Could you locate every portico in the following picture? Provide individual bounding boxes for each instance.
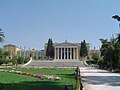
[54,41,80,60]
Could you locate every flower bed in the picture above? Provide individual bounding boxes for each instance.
[0,69,61,80]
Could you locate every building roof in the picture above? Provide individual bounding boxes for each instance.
[3,44,20,48]
[54,41,80,46]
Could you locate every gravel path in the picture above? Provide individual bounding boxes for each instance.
[80,67,120,90]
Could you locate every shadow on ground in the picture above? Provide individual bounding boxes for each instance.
[0,81,64,90]
[82,76,120,86]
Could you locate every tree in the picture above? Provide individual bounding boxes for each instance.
[116,33,120,43]
[98,15,120,70]
[0,28,5,43]
[100,36,120,70]
[80,40,88,58]
[46,38,51,58]
[91,52,99,63]
[0,48,10,65]
[112,15,120,21]
[49,39,54,59]
[46,38,54,59]
[112,15,120,29]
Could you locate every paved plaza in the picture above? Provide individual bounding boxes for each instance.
[80,67,120,90]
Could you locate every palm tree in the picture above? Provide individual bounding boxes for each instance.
[112,15,120,21]
[112,15,120,29]
[116,33,120,43]
[112,15,120,43]
[0,28,5,43]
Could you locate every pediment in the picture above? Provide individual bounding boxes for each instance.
[54,41,80,46]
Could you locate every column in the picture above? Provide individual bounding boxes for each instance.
[61,48,62,59]
[58,48,59,59]
[67,48,69,59]
[75,48,77,59]
[56,48,58,59]
[77,47,78,59]
[55,48,56,59]
[70,48,72,59]
[68,48,70,59]
[73,48,75,59]
[64,48,65,59]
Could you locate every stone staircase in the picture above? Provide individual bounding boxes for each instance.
[26,60,85,68]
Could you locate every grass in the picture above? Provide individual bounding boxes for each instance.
[0,67,76,90]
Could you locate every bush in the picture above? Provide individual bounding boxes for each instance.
[4,59,10,64]
[17,56,24,64]
[24,57,30,63]
[97,58,104,69]
[91,53,100,63]
[0,59,4,65]
[11,58,17,65]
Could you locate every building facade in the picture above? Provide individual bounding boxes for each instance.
[17,49,45,60]
[29,49,45,60]
[45,41,90,60]
[3,44,20,58]
[54,41,80,60]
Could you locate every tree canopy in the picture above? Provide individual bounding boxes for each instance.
[46,38,54,59]
[0,28,5,43]
[100,36,120,70]
[112,15,120,21]
[80,40,88,58]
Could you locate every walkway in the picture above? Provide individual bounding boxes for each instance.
[80,67,120,90]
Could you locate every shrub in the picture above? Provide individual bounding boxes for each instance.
[91,53,100,63]
[0,59,4,65]
[24,57,30,63]
[97,58,104,69]
[17,56,24,64]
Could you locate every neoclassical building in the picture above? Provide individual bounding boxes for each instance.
[45,41,89,60]
[54,41,80,60]
[3,44,20,58]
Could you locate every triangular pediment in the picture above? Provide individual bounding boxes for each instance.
[54,41,80,46]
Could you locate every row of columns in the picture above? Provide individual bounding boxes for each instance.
[54,47,78,60]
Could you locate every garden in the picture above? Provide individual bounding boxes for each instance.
[0,67,77,90]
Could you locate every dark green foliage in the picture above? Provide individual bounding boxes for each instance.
[10,56,18,65]
[46,38,51,57]
[0,49,30,65]
[0,48,10,65]
[80,40,88,57]
[0,28,5,43]
[91,53,100,63]
[0,59,4,65]
[99,35,120,70]
[24,57,30,63]
[97,58,104,68]
[46,38,54,59]
[116,34,120,43]
[112,15,120,21]
[17,56,24,64]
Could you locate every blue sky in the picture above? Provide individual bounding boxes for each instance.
[0,0,120,50]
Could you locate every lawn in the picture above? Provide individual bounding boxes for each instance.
[0,67,76,90]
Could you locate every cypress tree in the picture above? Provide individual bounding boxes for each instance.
[46,38,54,59]
[80,40,88,58]
[49,39,54,59]
[46,38,50,59]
